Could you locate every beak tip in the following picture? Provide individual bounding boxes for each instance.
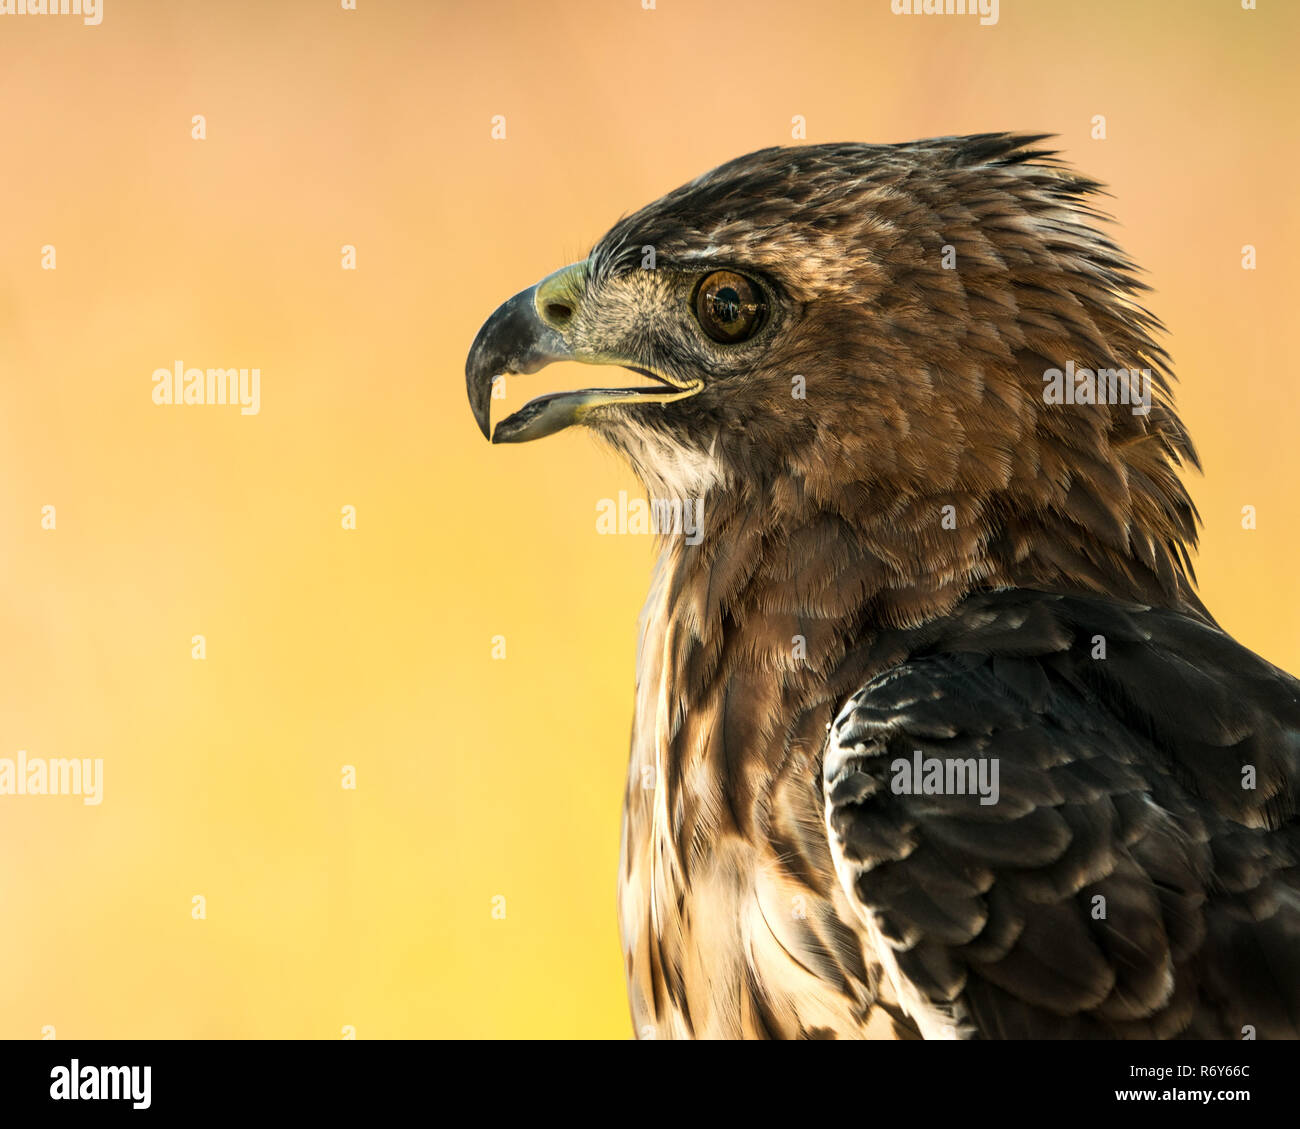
[465,351,497,442]
[466,272,583,445]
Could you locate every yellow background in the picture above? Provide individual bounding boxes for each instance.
[1,0,1296,1038]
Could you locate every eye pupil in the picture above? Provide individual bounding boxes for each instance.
[694,271,766,344]
[713,287,741,323]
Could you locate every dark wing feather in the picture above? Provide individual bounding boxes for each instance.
[823,590,1300,1039]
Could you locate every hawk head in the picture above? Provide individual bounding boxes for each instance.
[467,135,1203,617]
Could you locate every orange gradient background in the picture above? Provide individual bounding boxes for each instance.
[1,0,1296,1038]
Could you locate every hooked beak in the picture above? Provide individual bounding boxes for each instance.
[465,262,702,443]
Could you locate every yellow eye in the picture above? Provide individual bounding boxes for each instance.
[693,270,766,344]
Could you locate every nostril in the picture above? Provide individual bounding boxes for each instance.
[544,301,574,326]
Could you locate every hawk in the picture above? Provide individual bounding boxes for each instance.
[465,135,1300,1039]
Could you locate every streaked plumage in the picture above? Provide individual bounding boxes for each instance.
[466,135,1300,1038]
